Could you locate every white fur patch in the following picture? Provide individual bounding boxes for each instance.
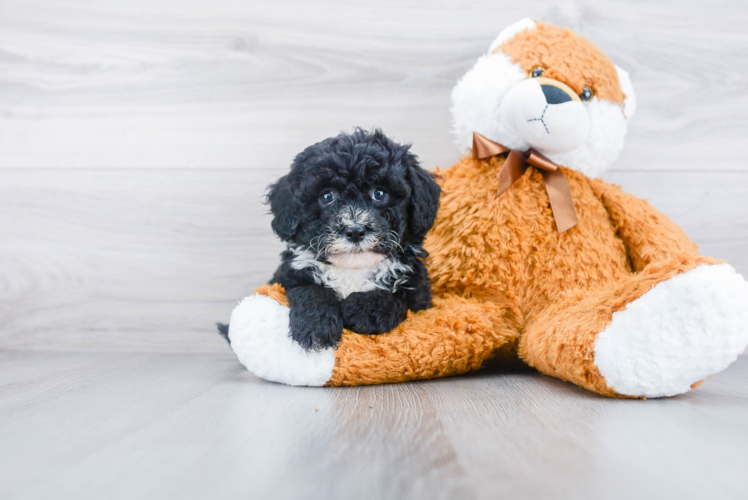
[615,64,637,120]
[500,78,590,154]
[337,206,372,227]
[451,51,528,153]
[487,18,536,54]
[594,264,748,398]
[290,247,413,299]
[328,251,386,269]
[545,98,628,178]
[228,295,335,386]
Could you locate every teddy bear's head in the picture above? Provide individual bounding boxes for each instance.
[451,19,636,177]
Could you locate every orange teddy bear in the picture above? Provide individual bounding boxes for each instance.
[227,19,748,398]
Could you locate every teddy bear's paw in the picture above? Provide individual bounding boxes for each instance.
[228,295,335,386]
[594,264,748,398]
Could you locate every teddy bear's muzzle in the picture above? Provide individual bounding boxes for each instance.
[500,77,590,155]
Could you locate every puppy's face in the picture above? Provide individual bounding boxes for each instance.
[268,129,440,269]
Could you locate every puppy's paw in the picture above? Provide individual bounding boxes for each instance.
[286,285,344,350]
[341,291,407,335]
[289,305,344,350]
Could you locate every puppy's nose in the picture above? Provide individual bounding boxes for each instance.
[541,84,572,105]
[345,225,366,243]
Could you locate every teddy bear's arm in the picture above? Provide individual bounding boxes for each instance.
[230,284,522,387]
[588,178,699,271]
[328,294,521,386]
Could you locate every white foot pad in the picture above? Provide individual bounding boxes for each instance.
[595,264,748,397]
[228,295,335,386]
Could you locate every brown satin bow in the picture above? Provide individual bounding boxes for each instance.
[472,132,579,233]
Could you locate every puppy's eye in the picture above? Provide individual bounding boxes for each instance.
[371,188,388,202]
[319,190,336,205]
[579,87,594,101]
[530,66,546,78]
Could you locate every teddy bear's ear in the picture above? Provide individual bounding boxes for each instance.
[487,18,537,54]
[615,65,637,120]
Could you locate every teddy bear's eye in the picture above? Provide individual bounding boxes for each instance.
[579,87,594,101]
[530,66,546,78]
[319,190,336,205]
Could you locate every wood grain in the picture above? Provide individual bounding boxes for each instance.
[2,351,747,499]
[1,0,747,352]
[0,169,283,352]
[1,0,748,171]
[2,3,747,497]
[0,169,745,352]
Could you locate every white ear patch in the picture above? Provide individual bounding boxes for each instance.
[615,65,636,120]
[487,18,537,54]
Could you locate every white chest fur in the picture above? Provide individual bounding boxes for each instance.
[289,247,412,299]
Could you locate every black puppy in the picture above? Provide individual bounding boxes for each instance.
[263,128,441,350]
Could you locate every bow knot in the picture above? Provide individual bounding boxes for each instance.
[472,132,579,233]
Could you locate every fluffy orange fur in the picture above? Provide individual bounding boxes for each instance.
[497,22,625,104]
[255,152,712,396]
[249,23,716,397]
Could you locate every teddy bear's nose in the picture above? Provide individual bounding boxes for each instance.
[541,84,573,105]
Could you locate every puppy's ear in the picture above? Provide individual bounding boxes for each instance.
[267,175,300,241]
[406,155,441,242]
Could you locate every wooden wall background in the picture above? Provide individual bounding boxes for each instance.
[1,0,747,353]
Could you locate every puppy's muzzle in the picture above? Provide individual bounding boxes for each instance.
[500,76,589,154]
[325,206,387,268]
[345,224,366,243]
[327,205,379,253]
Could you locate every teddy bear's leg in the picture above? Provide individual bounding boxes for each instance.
[228,284,521,386]
[520,255,748,398]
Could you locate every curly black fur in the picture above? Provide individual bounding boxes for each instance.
[262,128,441,350]
[218,129,440,350]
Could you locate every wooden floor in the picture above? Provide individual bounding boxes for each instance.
[2,0,748,353]
[2,0,748,498]
[1,351,748,500]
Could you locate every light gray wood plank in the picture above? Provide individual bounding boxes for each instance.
[0,169,283,352]
[427,360,748,500]
[1,0,747,172]
[1,351,747,500]
[3,0,747,352]
[1,169,746,352]
[605,171,748,273]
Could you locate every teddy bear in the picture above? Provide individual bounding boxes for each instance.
[226,19,748,398]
